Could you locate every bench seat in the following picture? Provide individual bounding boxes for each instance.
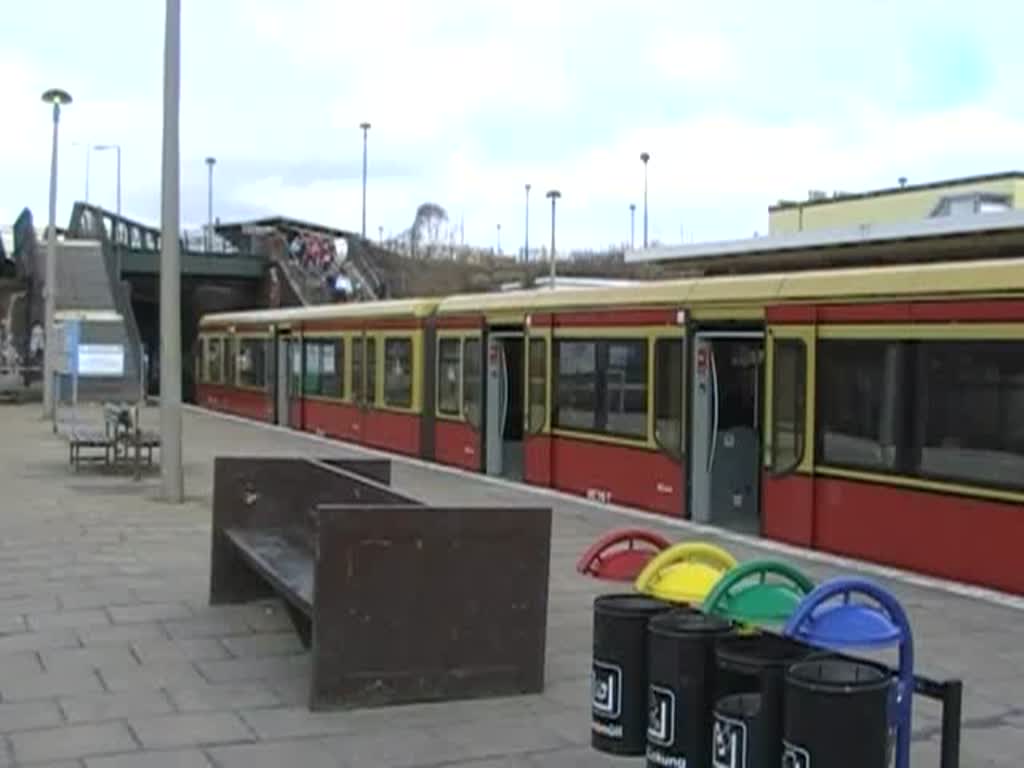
[224,527,312,616]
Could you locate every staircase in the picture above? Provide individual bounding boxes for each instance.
[61,204,144,403]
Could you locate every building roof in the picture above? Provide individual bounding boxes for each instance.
[770,170,1024,211]
[625,209,1024,272]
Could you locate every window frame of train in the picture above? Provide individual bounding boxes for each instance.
[381,332,418,412]
[814,324,1024,495]
[549,328,682,452]
[436,333,465,420]
[236,334,271,392]
[301,335,346,400]
[204,335,225,386]
[764,325,815,476]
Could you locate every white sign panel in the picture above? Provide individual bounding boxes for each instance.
[77,344,125,377]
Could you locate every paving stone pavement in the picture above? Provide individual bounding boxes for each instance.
[0,403,1020,766]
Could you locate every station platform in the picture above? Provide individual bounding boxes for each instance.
[0,402,1020,767]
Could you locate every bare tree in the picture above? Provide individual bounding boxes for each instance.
[410,202,448,259]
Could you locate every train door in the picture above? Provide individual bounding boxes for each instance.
[288,335,303,429]
[274,330,290,426]
[485,330,525,480]
[761,324,816,547]
[689,331,764,532]
[351,330,371,442]
[523,313,553,486]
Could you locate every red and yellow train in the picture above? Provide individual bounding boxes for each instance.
[197,257,1024,596]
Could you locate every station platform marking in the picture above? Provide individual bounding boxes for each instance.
[187,405,1024,613]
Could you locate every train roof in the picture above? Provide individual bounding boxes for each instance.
[199,298,439,328]
[435,256,1024,317]
[199,256,1024,329]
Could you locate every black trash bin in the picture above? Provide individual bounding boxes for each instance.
[712,634,822,768]
[783,659,891,768]
[591,594,673,755]
[712,694,770,768]
[646,609,734,768]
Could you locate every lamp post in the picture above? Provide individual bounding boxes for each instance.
[546,189,560,289]
[73,141,91,203]
[523,183,531,263]
[360,122,371,238]
[496,223,501,255]
[378,225,383,245]
[204,156,215,251]
[640,152,650,248]
[41,87,72,420]
[94,144,122,276]
[629,203,636,249]
[160,0,184,502]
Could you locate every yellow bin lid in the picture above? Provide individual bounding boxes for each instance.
[634,542,738,604]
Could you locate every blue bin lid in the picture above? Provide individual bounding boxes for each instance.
[783,577,911,651]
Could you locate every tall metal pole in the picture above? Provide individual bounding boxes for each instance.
[496,223,501,254]
[115,146,121,218]
[95,144,123,270]
[360,122,371,238]
[546,189,560,289]
[640,152,650,248]
[205,157,215,251]
[629,203,636,249]
[160,0,183,502]
[41,88,72,420]
[524,183,531,263]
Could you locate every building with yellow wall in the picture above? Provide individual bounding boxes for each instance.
[769,171,1024,235]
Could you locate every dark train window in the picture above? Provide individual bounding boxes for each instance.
[224,338,236,386]
[817,340,903,472]
[438,339,461,416]
[206,337,223,384]
[554,338,648,440]
[604,340,648,438]
[654,338,683,459]
[463,339,482,427]
[238,338,268,390]
[384,338,413,408]
[528,338,547,434]
[351,338,364,403]
[366,338,377,406]
[555,340,598,431]
[302,340,322,396]
[319,340,343,398]
[916,341,1024,490]
[771,339,805,472]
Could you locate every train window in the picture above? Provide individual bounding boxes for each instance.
[527,338,547,434]
[555,340,598,431]
[818,340,903,472]
[604,340,648,439]
[384,338,413,408]
[438,339,461,416]
[303,341,322,395]
[463,338,482,428]
[238,338,268,390]
[206,337,223,384]
[771,339,805,473]
[366,338,378,406]
[654,338,683,459]
[351,338,364,403]
[916,341,1024,490]
[225,338,238,386]
[320,340,343,398]
[289,340,302,396]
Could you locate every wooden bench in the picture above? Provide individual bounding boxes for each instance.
[63,425,114,471]
[210,456,551,710]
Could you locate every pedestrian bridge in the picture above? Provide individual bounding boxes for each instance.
[68,202,266,280]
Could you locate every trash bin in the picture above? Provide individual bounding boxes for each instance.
[646,609,734,768]
[702,559,815,629]
[712,634,823,765]
[783,659,891,768]
[712,693,770,768]
[591,593,674,755]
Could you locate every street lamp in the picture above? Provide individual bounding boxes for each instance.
[523,183,531,263]
[496,223,501,255]
[204,156,215,251]
[629,203,636,249]
[546,189,560,289]
[359,122,371,238]
[73,140,91,203]
[160,0,184,502]
[378,225,383,245]
[41,87,72,420]
[640,152,650,248]
[95,143,123,277]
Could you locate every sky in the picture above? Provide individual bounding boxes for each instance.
[3,0,1024,253]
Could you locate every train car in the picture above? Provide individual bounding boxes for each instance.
[197,257,1024,595]
[197,298,439,457]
